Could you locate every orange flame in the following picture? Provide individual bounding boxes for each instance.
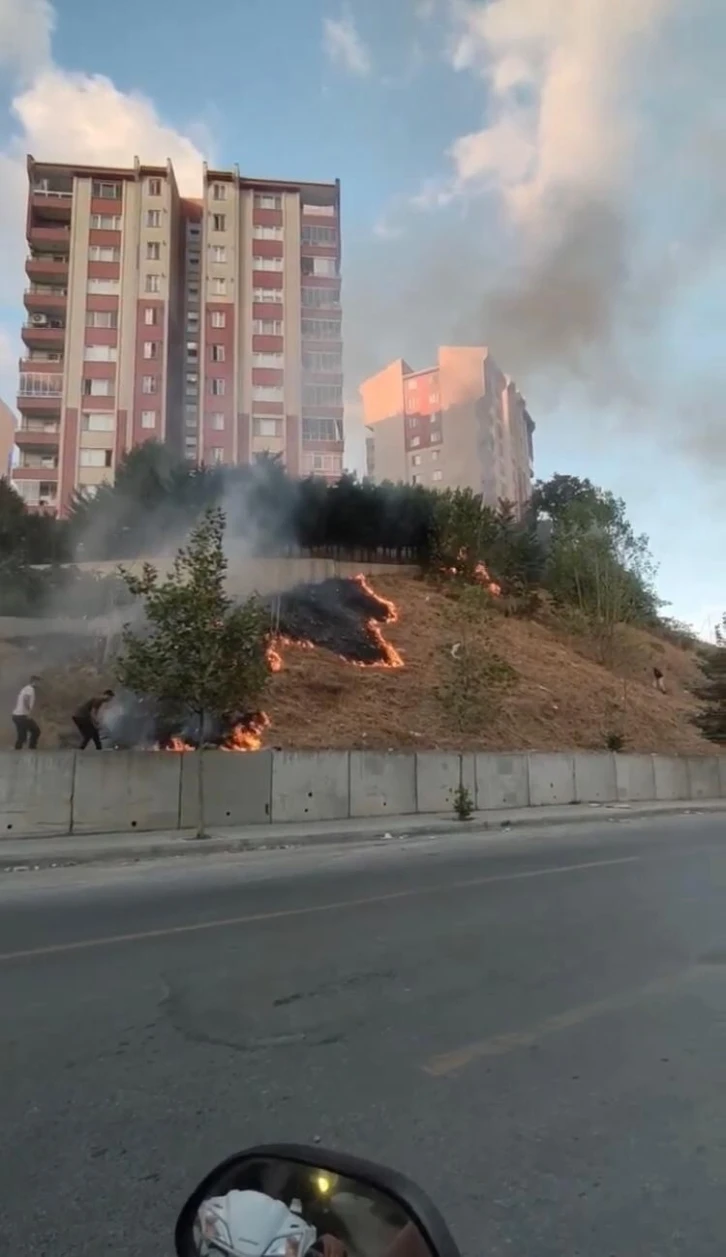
[352,573,404,669]
[219,712,270,752]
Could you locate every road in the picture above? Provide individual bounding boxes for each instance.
[2,814,726,1257]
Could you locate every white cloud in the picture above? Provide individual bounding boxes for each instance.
[0,0,208,410]
[323,8,372,77]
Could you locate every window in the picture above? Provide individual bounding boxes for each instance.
[255,193,281,210]
[253,417,281,437]
[84,344,117,362]
[187,310,200,325]
[86,310,118,329]
[212,183,226,201]
[90,214,121,230]
[210,447,224,465]
[143,341,159,359]
[302,418,343,442]
[188,285,199,301]
[146,241,161,261]
[144,307,159,325]
[209,377,225,396]
[432,470,443,482]
[212,213,226,232]
[211,344,225,363]
[139,410,155,429]
[83,378,112,397]
[302,384,342,406]
[410,435,420,447]
[301,285,340,308]
[301,225,336,246]
[301,318,341,340]
[252,385,283,402]
[145,274,161,294]
[430,430,442,444]
[253,287,282,303]
[188,254,200,267]
[252,352,283,368]
[302,351,342,372]
[87,278,119,294]
[89,245,120,262]
[148,178,162,196]
[210,310,226,328]
[211,277,226,295]
[188,224,201,238]
[211,245,226,263]
[142,375,158,394]
[303,452,343,474]
[313,257,337,277]
[80,448,113,468]
[412,454,422,467]
[82,413,114,432]
[92,181,121,200]
[253,255,283,272]
[187,343,198,360]
[431,449,440,461]
[253,225,283,240]
[411,474,420,485]
[146,209,161,228]
[253,319,282,335]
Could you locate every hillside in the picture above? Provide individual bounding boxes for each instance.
[0,572,714,756]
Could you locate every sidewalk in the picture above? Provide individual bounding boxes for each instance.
[1,798,724,872]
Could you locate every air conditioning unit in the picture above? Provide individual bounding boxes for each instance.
[30,314,48,326]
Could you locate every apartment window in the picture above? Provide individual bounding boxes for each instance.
[187,310,200,325]
[209,377,226,396]
[92,181,121,200]
[144,307,159,325]
[86,310,118,329]
[252,352,283,368]
[305,452,342,474]
[145,274,161,294]
[188,254,200,267]
[188,285,199,301]
[302,202,335,217]
[148,178,162,196]
[90,214,121,230]
[253,417,281,437]
[253,319,282,335]
[301,225,336,246]
[143,341,159,359]
[412,454,422,467]
[84,344,117,362]
[431,449,440,461]
[80,448,113,469]
[211,183,226,201]
[411,474,420,485]
[146,241,161,261]
[210,447,224,465]
[302,384,343,406]
[211,277,226,296]
[252,385,284,402]
[89,245,120,262]
[82,413,114,432]
[302,351,342,372]
[146,209,161,228]
[254,193,282,210]
[253,225,283,241]
[410,436,420,447]
[188,224,201,237]
[302,418,343,442]
[301,256,336,278]
[187,343,198,360]
[212,214,226,232]
[210,311,226,328]
[432,470,443,482]
[430,430,442,444]
[301,319,341,340]
[142,375,158,394]
[253,255,283,272]
[211,245,227,263]
[87,278,119,295]
[210,344,225,363]
[141,410,157,429]
[301,285,340,308]
[83,378,112,397]
[253,287,282,303]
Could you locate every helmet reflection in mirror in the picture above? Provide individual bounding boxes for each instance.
[176,1147,459,1257]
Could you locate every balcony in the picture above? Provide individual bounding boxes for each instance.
[11,474,58,514]
[17,373,63,416]
[26,254,68,284]
[19,353,64,373]
[29,186,73,220]
[27,223,71,252]
[15,419,61,449]
[21,321,66,351]
[24,285,67,316]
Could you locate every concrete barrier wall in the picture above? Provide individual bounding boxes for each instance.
[0,749,724,840]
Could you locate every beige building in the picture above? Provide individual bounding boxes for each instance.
[14,155,343,516]
[361,347,534,512]
[0,399,15,479]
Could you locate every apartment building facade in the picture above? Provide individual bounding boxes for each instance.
[14,156,343,515]
[361,347,534,513]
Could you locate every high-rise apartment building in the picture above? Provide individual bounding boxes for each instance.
[0,398,15,478]
[14,156,343,515]
[361,347,534,513]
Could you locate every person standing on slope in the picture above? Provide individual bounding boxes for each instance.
[12,675,41,749]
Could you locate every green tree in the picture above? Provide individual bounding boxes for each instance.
[115,507,270,836]
[429,488,499,579]
[691,614,726,745]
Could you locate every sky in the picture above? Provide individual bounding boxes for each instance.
[0,0,724,634]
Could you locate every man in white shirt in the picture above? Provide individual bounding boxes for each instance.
[12,675,41,749]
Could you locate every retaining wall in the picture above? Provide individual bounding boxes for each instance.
[0,750,724,840]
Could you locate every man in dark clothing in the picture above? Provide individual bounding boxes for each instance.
[73,690,115,749]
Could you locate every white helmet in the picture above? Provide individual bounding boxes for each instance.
[195,1190,318,1257]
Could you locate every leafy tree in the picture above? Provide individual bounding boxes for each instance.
[115,507,270,836]
[691,614,726,745]
[429,487,499,578]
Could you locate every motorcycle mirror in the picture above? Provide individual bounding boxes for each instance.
[175,1143,461,1257]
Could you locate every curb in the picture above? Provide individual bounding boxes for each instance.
[1,800,724,873]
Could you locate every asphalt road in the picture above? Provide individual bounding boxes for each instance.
[2,814,726,1257]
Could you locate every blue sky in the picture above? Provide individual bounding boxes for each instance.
[0,0,724,634]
